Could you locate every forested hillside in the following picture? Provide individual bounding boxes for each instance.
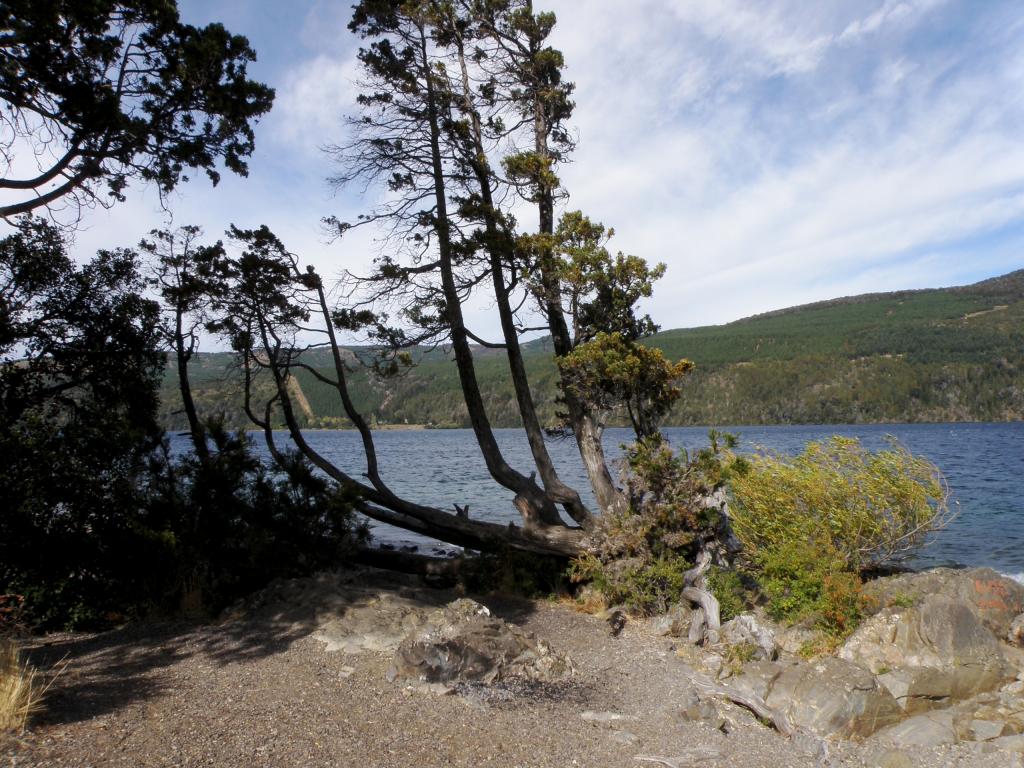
[160,269,1024,428]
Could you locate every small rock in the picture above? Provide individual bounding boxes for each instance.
[989,733,1024,753]
[873,748,914,768]
[1003,680,1024,695]
[338,665,356,679]
[608,730,639,745]
[581,710,633,724]
[720,613,777,660]
[679,700,723,729]
[774,624,820,657]
[1009,613,1024,647]
[606,608,627,637]
[702,653,724,678]
[653,604,691,637]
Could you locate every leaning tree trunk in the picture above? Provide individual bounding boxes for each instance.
[450,34,591,527]
[248,302,585,557]
[522,22,626,516]
[415,24,562,530]
[173,307,208,462]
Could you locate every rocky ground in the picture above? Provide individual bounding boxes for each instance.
[3,567,1024,768]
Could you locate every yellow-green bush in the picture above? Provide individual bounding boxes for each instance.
[728,436,949,633]
[729,437,951,573]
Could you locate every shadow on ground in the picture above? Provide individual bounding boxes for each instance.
[23,565,539,727]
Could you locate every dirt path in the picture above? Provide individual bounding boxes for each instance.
[1,571,1010,768]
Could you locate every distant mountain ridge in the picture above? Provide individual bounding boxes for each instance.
[160,269,1024,428]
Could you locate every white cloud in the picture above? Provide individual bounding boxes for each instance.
[9,0,1022,344]
[270,53,361,156]
[538,0,1024,330]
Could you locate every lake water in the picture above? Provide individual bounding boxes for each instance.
[184,423,1024,579]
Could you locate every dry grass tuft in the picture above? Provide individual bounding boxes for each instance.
[1,636,44,734]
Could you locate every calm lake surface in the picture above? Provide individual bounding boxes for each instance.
[215,423,1024,578]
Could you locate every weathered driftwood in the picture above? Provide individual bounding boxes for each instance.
[693,679,828,761]
[693,678,794,736]
[682,546,721,645]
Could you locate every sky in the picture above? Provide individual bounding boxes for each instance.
[55,0,1024,338]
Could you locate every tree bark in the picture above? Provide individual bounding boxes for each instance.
[249,303,584,557]
[173,307,207,461]
[450,30,590,526]
[414,23,561,529]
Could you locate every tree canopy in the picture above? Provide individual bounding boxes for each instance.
[0,0,274,220]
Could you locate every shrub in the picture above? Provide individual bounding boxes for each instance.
[706,566,749,623]
[569,433,741,615]
[728,436,952,573]
[460,548,569,598]
[728,436,946,635]
[143,421,369,617]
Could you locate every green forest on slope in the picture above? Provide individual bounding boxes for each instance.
[160,269,1024,429]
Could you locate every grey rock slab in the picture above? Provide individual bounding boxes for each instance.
[970,718,1010,742]
[727,660,789,702]
[840,593,1012,713]
[870,709,959,748]
[763,657,904,739]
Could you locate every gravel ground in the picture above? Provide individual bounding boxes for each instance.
[2,572,1020,768]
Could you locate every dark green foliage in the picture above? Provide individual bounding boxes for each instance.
[0,0,274,218]
[752,538,870,642]
[706,566,749,623]
[0,218,165,628]
[558,332,693,439]
[144,422,368,615]
[755,538,843,624]
[1,220,363,629]
[569,554,689,616]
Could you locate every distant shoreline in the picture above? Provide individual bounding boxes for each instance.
[225,420,1024,433]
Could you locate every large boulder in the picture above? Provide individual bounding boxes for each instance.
[864,568,1024,638]
[729,657,903,739]
[839,594,1012,713]
[392,599,574,685]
